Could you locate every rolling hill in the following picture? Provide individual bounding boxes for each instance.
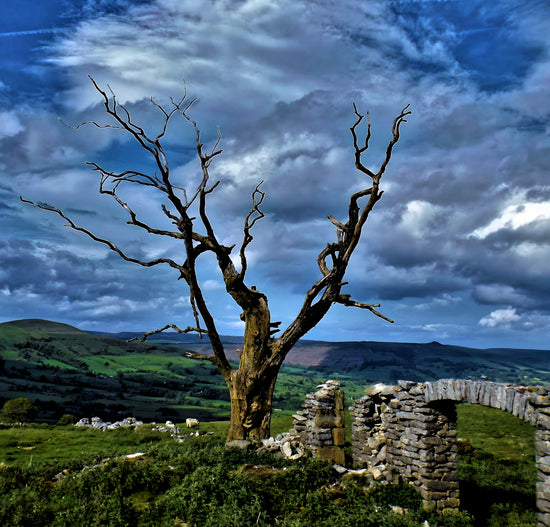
[0,319,548,424]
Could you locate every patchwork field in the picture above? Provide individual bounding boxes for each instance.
[1,318,548,425]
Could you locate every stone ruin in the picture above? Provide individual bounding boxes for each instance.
[293,378,550,527]
[75,416,181,437]
[291,380,346,465]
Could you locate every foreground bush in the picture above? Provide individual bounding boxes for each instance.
[0,413,537,527]
[459,449,536,527]
[0,434,474,527]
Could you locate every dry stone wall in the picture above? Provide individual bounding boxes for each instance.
[350,380,550,526]
[295,378,550,526]
[291,380,346,465]
[350,381,459,512]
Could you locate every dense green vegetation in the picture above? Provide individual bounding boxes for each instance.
[0,406,537,526]
[1,397,37,423]
[457,405,537,527]
[0,425,467,526]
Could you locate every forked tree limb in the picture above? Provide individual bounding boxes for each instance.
[19,197,183,272]
[273,103,410,358]
[240,181,266,278]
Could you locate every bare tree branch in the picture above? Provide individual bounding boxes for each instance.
[88,162,164,189]
[19,197,184,272]
[128,323,208,342]
[377,103,411,181]
[240,181,265,278]
[97,178,184,240]
[335,295,394,323]
[185,351,217,362]
[275,103,410,357]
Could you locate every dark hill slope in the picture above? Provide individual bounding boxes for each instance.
[3,319,88,334]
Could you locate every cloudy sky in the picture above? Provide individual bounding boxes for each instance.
[1,0,550,350]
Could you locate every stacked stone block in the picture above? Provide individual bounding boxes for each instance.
[295,378,549,523]
[292,380,345,465]
[350,381,459,511]
[531,390,550,527]
[348,379,550,520]
[349,382,396,482]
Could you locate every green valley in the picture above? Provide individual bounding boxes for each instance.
[1,318,548,425]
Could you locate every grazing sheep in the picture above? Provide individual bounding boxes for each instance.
[186,418,199,428]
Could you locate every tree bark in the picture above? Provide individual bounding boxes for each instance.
[224,293,280,442]
[226,364,280,441]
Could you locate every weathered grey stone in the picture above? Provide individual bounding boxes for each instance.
[537,442,550,458]
[531,392,550,407]
[512,391,528,420]
[537,511,550,527]
[538,413,550,430]
[538,456,550,475]
[538,498,550,514]
[341,379,548,519]
[366,383,396,396]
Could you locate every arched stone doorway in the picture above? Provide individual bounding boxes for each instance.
[349,380,550,526]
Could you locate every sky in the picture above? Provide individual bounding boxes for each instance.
[1,0,550,350]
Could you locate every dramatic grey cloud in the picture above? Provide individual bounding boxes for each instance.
[1,0,550,349]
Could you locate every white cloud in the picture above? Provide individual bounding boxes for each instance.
[399,200,443,238]
[58,294,167,317]
[479,308,521,328]
[0,111,24,139]
[47,0,418,119]
[471,201,550,239]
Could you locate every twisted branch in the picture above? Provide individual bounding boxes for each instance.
[240,181,266,278]
[275,103,410,355]
[19,197,183,272]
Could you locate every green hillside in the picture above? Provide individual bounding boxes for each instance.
[1,318,548,425]
[0,320,227,422]
[0,320,338,424]
[2,319,88,334]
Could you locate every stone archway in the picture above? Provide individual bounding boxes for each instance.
[349,380,550,527]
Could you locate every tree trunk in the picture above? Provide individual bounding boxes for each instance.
[226,366,279,442]
[223,292,280,442]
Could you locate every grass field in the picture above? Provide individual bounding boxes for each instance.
[0,414,296,467]
[457,404,535,460]
[0,405,537,526]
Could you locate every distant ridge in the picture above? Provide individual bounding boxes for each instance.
[1,319,549,384]
[0,319,88,335]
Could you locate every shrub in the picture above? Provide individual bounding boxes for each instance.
[57,414,76,426]
[2,398,38,423]
[365,482,423,511]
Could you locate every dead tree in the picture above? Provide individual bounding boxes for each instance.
[22,77,410,441]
